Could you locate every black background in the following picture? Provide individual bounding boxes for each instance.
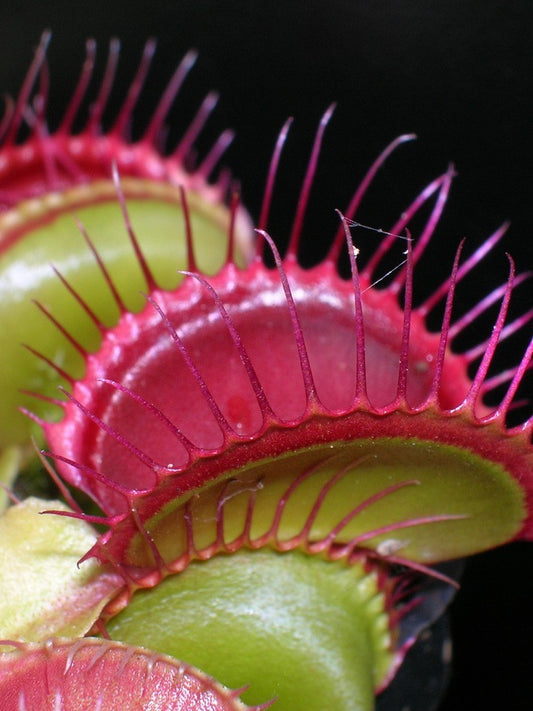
[1,2,532,709]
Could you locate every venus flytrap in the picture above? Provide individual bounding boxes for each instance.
[0,33,254,464]
[0,35,531,711]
